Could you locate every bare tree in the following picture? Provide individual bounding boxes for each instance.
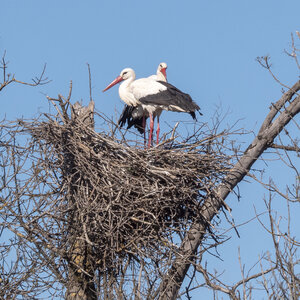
[0,34,299,300]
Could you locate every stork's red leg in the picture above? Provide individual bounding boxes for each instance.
[148,113,154,149]
[142,113,146,148]
[156,116,160,145]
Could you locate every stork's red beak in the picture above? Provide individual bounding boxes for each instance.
[103,75,123,92]
[161,68,167,80]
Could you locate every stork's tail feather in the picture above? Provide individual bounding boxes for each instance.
[118,105,134,128]
[127,117,145,134]
[118,105,146,134]
[189,111,196,120]
[189,108,202,120]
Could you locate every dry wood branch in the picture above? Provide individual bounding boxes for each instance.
[270,143,300,152]
[0,52,50,92]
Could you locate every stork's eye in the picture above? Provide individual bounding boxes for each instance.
[123,71,128,75]
[160,64,162,68]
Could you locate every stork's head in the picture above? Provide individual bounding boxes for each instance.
[119,68,135,80]
[103,68,135,92]
[157,62,167,80]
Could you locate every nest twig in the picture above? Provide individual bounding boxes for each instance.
[26,100,231,276]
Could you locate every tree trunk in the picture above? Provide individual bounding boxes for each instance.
[66,100,97,300]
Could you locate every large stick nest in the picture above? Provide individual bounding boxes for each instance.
[29,105,231,274]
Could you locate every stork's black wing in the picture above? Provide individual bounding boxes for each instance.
[118,105,133,128]
[118,105,146,134]
[138,81,200,119]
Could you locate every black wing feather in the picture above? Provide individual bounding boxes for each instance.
[118,105,146,134]
[139,81,200,114]
[118,105,134,128]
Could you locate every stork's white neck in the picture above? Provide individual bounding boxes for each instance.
[120,73,135,90]
[118,74,138,106]
[156,71,166,82]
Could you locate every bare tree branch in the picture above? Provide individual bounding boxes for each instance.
[0,52,50,92]
[158,81,300,298]
[270,143,300,152]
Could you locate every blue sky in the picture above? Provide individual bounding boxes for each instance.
[1,1,300,298]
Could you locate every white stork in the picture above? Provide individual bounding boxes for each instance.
[103,67,200,148]
[118,63,168,145]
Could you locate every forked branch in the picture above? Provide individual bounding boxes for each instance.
[0,52,50,92]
